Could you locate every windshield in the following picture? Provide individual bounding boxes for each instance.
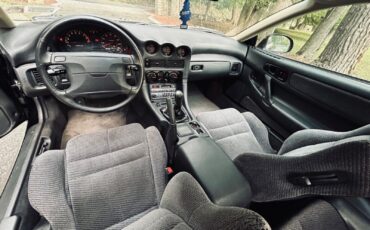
[1,0,302,36]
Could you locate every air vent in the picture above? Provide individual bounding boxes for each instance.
[230,62,242,75]
[29,69,44,86]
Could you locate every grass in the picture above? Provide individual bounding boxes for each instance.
[274,28,370,82]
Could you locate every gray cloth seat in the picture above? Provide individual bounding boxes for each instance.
[28,123,270,230]
[197,108,370,159]
[197,108,370,202]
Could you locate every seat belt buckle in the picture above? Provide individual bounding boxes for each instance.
[165,167,174,181]
[166,167,174,175]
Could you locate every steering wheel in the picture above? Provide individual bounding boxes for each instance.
[35,16,144,113]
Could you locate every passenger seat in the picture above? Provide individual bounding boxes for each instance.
[197,108,370,159]
[197,108,370,202]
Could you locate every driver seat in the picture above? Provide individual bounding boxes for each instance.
[28,123,269,230]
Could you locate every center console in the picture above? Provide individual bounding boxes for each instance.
[143,42,191,123]
[174,137,252,207]
[142,42,252,208]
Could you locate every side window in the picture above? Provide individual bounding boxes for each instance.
[259,3,370,83]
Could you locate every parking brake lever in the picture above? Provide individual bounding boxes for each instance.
[165,97,178,164]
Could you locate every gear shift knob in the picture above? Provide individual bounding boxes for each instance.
[175,90,183,110]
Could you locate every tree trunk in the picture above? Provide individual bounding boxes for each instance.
[297,22,306,30]
[290,17,304,30]
[204,1,212,21]
[248,0,292,28]
[231,2,238,25]
[315,4,370,75]
[289,18,299,29]
[297,6,348,61]
[167,0,171,16]
[236,0,257,28]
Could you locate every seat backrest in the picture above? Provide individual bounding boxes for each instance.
[235,137,370,202]
[279,124,370,155]
[29,124,167,230]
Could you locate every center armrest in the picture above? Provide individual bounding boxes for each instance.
[174,137,252,207]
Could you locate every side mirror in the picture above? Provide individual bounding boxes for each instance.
[258,34,293,53]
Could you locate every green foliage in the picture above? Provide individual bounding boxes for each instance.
[255,0,278,10]
[191,0,278,11]
[301,9,328,27]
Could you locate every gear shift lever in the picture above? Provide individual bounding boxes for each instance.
[174,90,183,111]
[165,97,177,164]
[160,90,187,122]
[166,97,176,125]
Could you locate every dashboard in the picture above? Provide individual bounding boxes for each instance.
[0,19,247,97]
[49,25,132,54]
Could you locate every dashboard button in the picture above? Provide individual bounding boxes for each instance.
[54,56,66,62]
[191,65,203,70]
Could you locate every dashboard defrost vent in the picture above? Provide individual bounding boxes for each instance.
[30,69,44,86]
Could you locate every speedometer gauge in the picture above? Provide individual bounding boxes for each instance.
[64,29,90,51]
[101,32,123,53]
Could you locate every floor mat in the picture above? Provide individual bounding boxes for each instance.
[61,108,127,148]
[188,85,219,117]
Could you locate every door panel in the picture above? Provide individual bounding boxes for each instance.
[0,88,20,137]
[235,47,370,137]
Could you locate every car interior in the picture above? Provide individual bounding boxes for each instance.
[0,0,370,229]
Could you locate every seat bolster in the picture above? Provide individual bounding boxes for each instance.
[160,172,270,230]
[160,172,210,222]
[279,124,370,154]
[124,208,191,230]
[242,112,275,154]
[28,150,76,230]
[279,200,347,230]
[146,126,168,203]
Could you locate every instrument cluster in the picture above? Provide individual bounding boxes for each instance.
[51,26,132,54]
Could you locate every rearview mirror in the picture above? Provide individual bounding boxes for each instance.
[258,34,293,53]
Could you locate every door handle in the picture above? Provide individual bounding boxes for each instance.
[264,63,289,82]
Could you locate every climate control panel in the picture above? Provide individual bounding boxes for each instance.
[146,71,182,83]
